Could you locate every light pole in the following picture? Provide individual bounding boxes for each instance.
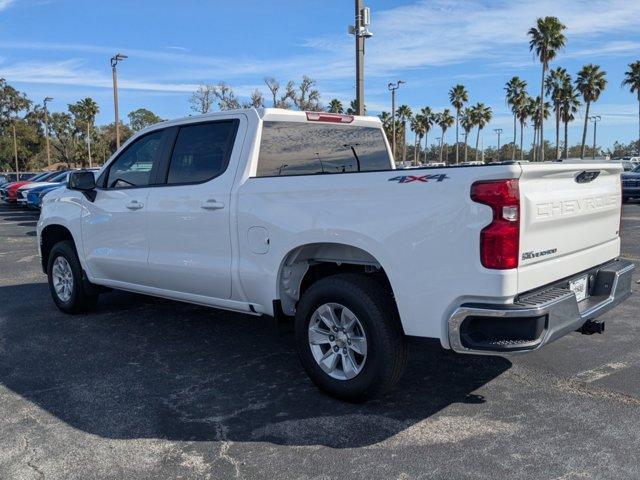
[494,128,503,162]
[12,120,18,176]
[387,80,404,162]
[43,97,53,167]
[589,115,601,159]
[111,53,127,149]
[349,1,372,116]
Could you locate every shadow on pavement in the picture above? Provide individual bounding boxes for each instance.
[0,282,511,448]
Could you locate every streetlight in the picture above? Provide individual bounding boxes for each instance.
[589,115,601,159]
[111,53,127,149]
[387,80,405,162]
[494,128,503,162]
[43,97,53,167]
[349,1,373,116]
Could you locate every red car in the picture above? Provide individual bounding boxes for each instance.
[2,172,59,204]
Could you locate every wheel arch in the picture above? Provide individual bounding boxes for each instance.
[276,242,396,318]
[40,224,76,273]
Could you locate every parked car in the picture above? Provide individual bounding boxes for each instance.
[622,164,640,202]
[37,109,634,401]
[16,170,70,207]
[25,170,98,209]
[26,184,63,209]
[1,171,59,203]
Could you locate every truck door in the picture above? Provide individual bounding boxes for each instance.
[82,129,167,286]
[145,117,244,299]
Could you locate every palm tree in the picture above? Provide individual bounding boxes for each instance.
[420,107,434,163]
[411,115,426,166]
[73,98,100,167]
[560,83,581,159]
[470,103,492,162]
[622,61,640,155]
[327,99,344,114]
[378,111,392,145]
[396,105,413,163]
[460,108,475,163]
[545,67,570,159]
[531,96,551,161]
[505,77,527,160]
[435,110,454,163]
[576,64,607,158]
[516,93,531,160]
[449,84,468,164]
[528,16,567,162]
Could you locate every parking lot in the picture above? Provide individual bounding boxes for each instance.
[0,203,638,480]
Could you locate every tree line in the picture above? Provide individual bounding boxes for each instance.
[0,78,163,172]
[376,17,640,165]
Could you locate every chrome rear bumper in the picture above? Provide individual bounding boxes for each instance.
[448,259,635,355]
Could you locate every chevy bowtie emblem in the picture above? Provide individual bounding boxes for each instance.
[575,170,600,184]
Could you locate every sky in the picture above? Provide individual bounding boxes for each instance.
[0,0,639,149]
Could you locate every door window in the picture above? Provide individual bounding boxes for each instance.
[166,121,238,185]
[106,130,164,189]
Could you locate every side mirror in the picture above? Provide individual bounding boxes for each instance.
[68,170,97,201]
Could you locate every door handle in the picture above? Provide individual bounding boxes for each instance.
[201,199,225,211]
[126,200,144,210]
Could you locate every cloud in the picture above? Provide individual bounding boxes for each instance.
[306,0,640,76]
[0,59,200,92]
[0,0,15,11]
[0,58,273,101]
[566,41,640,59]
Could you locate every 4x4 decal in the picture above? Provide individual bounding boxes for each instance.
[388,174,449,183]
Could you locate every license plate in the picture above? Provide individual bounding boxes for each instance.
[569,275,589,302]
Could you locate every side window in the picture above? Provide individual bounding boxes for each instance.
[106,130,164,189]
[166,121,238,185]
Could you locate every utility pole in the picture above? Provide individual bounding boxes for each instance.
[494,128,503,162]
[43,97,53,167]
[387,80,404,163]
[349,1,372,116]
[589,115,601,159]
[111,53,127,149]
[12,121,18,176]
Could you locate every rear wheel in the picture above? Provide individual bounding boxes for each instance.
[47,241,99,314]
[295,273,407,402]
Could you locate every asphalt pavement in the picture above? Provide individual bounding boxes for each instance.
[0,202,639,480]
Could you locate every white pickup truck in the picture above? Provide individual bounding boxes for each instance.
[37,108,634,401]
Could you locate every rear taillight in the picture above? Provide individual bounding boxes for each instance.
[471,179,520,270]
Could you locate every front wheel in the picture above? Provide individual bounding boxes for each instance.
[47,240,99,314]
[295,273,407,402]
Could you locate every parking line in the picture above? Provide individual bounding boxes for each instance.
[575,362,627,383]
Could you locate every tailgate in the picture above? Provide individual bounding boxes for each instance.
[518,162,622,292]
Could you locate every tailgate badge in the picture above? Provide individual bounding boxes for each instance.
[575,170,600,184]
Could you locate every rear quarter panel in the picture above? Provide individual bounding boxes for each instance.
[236,164,522,345]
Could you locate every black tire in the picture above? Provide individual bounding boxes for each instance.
[47,240,99,314]
[295,273,407,402]
[622,196,630,204]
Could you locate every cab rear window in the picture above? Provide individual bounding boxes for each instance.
[255,121,391,177]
